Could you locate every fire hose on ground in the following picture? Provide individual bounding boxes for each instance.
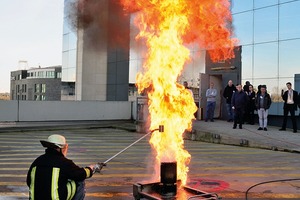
[92,125,164,174]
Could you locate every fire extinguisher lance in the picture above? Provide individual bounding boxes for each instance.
[93,125,164,174]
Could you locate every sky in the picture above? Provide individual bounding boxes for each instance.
[0,0,64,93]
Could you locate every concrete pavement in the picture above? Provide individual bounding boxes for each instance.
[190,119,300,153]
[1,127,300,199]
[0,119,300,153]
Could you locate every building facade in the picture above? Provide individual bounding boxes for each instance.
[10,66,62,101]
[63,0,130,101]
[231,0,300,115]
[62,0,77,101]
[129,0,300,116]
[63,0,300,116]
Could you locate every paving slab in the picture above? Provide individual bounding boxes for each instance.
[190,120,300,153]
[1,119,300,153]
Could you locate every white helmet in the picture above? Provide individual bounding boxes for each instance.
[40,134,67,149]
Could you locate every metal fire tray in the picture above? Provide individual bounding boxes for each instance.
[133,181,221,200]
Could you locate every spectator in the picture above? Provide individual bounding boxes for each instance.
[246,84,256,125]
[231,84,248,129]
[257,85,262,94]
[223,80,236,122]
[279,82,298,133]
[255,85,272,131]
[184,81,197,118]
[243,81,251,93]
[205,82,217,122]
[184,81,193,97]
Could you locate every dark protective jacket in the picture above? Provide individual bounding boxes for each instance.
[223,85,237,104]
[255,92,272,110]
[231,90,248,109]
[247,91,256,111]
[282,90,298,111]
[27,148,93,200]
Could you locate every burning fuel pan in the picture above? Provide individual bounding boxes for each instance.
[133,162,220,200]
[133,181,220,200]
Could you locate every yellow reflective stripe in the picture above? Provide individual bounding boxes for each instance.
[29,166,36,200]
[84,168,91,178]
[70,181,76,199]
[51,168,60,200]
[66,180,76,200]
[66,182,71,200]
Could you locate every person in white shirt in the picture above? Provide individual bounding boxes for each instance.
[279,82,298,133]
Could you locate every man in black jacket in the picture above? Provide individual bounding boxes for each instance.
[231,84,248,129]
[223,80,237,122]
[279,82,298,133]
[27,134,101,200]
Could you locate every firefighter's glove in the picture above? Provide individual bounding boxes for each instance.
[90,163,106,174]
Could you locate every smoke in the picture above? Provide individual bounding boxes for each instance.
[65,0,130,50]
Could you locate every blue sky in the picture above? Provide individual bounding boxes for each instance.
[0,0,64,93]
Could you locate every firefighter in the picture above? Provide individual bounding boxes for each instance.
[26,134,100,200]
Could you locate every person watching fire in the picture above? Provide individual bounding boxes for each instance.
[231,84,248,129]
[279,82,298,133]
[205,82,217,122]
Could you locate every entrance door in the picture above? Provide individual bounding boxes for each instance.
[209,75,222,118]
[199,73,222,119]
[199,73,209,120]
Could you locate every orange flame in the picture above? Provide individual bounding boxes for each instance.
[120,0,237,185]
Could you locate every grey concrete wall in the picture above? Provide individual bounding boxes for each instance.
[0,101,17,121]
[0,100,132,122]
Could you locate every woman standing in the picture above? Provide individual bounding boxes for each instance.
[246,85,256,125]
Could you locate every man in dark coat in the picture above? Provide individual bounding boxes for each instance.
[279,82,298,133]
[231,84,249,129]
[223,80,237,122]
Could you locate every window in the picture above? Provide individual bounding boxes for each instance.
[232,12,253,45]
[254,6,278,43]
[279,1,300,40]
[41,95,46,101]
[41,84,46,93]
[57,72,62,78]
[35,84,40,93]
[34,95,40,101]
[16,85,20,93]
[253,42,278,79]
[22,95,26,100]
[231,0,253,14]
[22,84,27,93]
[46,71,55,78]
[254,0,278,9]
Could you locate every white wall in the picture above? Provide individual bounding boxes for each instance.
[0,100,132,122]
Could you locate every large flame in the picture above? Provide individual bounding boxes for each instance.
[120,0,237,185]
